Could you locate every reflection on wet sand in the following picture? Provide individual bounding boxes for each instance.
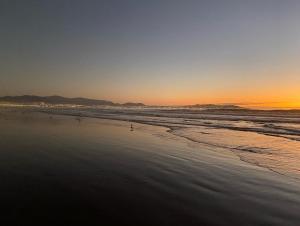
[0,109,300,225]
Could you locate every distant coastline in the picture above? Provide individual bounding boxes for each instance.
[0,95,299,111]
[0,95,145,107]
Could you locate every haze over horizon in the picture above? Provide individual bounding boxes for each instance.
[1,0,300,108]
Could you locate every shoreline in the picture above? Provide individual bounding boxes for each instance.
[36,110,300,181]
[1,107,299,181]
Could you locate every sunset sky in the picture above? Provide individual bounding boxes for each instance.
[1,0,300,108]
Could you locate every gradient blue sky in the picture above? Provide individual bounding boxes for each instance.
[1,0,300,106]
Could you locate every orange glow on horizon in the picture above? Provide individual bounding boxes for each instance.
[135,83,300,109]
[129,93,300,109]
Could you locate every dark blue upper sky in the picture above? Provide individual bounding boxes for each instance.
[1,0,300,106]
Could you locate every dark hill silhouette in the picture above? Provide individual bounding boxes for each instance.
[0,95,117,106]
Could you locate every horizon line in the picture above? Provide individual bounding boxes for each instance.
[0,94,300,110]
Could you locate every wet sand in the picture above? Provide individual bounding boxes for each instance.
[0,111,300,225]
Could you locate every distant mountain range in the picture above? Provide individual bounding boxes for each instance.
[0,95,145,107]
[0,95,251,110]
[0,95,299,112]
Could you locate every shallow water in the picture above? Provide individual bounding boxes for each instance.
[0,111,300,225]
[35,106,300,179]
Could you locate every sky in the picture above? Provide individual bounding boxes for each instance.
[1,0,300,107]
